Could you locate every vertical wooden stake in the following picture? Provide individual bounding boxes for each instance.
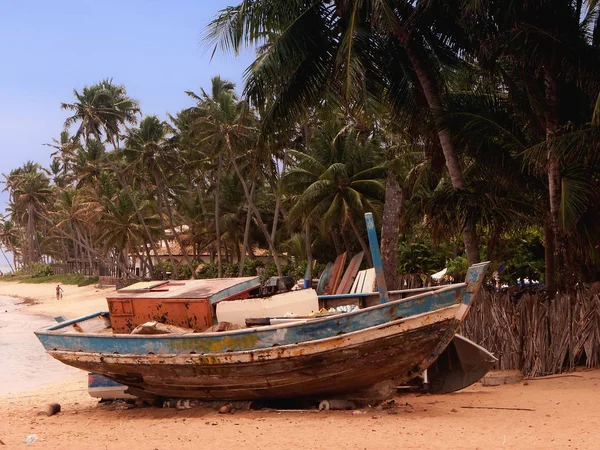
[365,213,389,303]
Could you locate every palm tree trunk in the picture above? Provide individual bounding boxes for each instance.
[545,67,567,294]
[155,174,195,278]
[216,154,223,277]
[156,187,176,276]
[404,40,480,266]
[349,219,373,267]
[305,221,313,287]
[239,181,256,276]
[270,155,287,242]
[226,136,283,277]
[0,246,15,272]
[109,159,163,277]
[381,171,402,289]
[544,219,556,296]
[27,203,34,271]
[142,242,155,278]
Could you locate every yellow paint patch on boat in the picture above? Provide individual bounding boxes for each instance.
[167,332,261,354]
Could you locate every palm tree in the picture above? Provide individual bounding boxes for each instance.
[207,0,481,265]
[187,77,284,276]
[460,0,600,293]
[123,116,194,275]
[281,121,386,264]
[185,77,236,277]
[61,80,164,277]
[7,163,52,270]
[0,218,18,271]
[61,78,140,147]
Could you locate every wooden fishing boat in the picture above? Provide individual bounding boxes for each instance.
[34,261,488,402]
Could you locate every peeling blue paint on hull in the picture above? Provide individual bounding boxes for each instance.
[35,263,490,401]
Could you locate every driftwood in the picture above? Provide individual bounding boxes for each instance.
[460,406,535,412]
[461,285,600,377]
[131,321,194,335]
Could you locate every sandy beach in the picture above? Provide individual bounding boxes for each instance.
[1,280,599,449]
[0,281,113,319]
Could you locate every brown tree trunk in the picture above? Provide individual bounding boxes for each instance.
[544,67,567,293]
[271,154,287,243]
[155,188,176,277]
[305,221,313,286]
[226,136,283,277]
[239,181,256,276]
[215,154,223,278]
[544,219,556,298]
[404,40,480,266]
[156,174,194,278]
[349,219,373,267]
[381,172,402,289]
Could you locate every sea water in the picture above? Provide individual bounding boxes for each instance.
[0,296,77,395]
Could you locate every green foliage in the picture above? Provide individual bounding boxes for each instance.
[397,238,451,276]
[31,263,53,278]
[493,229,545,285]
[2,272,90,285]
[195,259,307,284]
[155,261,194,280]
[446,256,468,280]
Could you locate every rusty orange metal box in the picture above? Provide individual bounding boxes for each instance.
[106,278,260,333]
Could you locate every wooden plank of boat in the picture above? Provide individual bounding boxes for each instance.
[49,304,463,401]
[335,251,364,295]
[324,252,347,295]
[35,263,490,401]
[36,265,487,356]
[316,262,333,295]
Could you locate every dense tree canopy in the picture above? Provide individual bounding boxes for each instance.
[1,0,599,294]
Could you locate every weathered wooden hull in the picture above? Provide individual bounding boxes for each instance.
[35,263,489,401]
[49,306,462,400]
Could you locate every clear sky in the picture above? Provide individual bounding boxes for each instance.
[0,0,255,218]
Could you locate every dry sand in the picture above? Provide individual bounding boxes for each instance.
[1,280,599,449]
[0,280,113,319]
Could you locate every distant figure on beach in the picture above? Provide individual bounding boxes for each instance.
[56,284,63,300]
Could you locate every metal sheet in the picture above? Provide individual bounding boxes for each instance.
[117,281,169,292]
[108,277,260,301]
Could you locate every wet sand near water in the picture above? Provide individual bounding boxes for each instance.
[0,296,79,395]
[0,282,112,396]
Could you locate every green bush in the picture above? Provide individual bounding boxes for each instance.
[31,263,53,278]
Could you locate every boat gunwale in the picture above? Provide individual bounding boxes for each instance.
[47,303,462,361]
[35,281,468,340]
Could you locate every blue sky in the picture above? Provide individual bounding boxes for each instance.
[0,0,255,218]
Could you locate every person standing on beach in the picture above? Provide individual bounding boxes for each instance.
[56,284,63,300]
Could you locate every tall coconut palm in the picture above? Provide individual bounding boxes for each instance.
[187,76,284,276]
[61,80,163,277]
[8,163,52,270]
[207,0,481,265]
[281,121,386,264]
[61,79,140,147]
[123,116,194,275]
[460,0,600,293]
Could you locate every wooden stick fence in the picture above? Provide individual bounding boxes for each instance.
[461,285,600,377]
